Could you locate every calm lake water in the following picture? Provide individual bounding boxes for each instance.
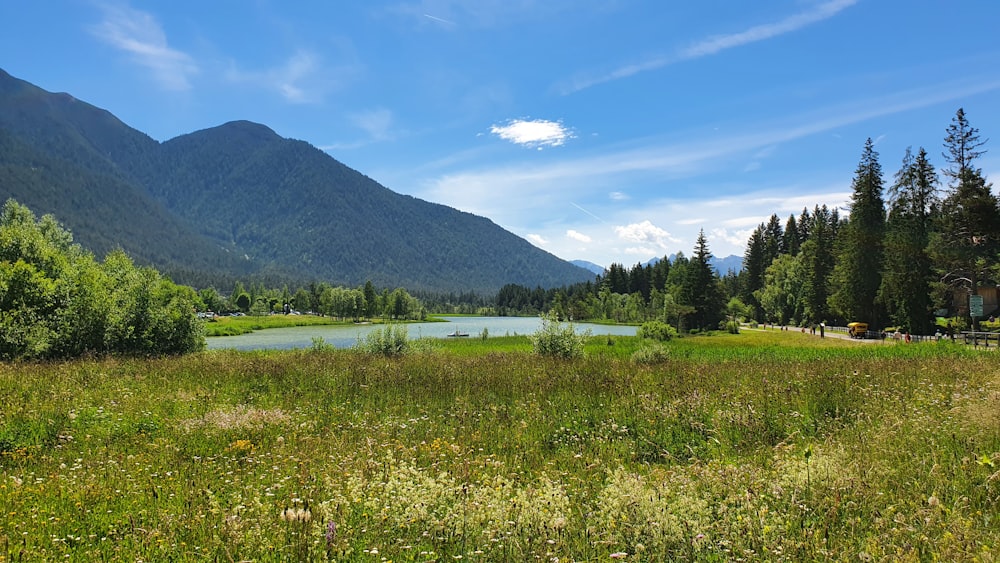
[206,316,637,351]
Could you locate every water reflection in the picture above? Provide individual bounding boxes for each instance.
[206,316,636,351]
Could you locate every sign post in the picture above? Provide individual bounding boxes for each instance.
[970,294,984,319]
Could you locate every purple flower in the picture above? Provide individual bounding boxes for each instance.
[325,521,337,545]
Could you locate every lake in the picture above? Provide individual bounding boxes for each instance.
[206,316,637,351]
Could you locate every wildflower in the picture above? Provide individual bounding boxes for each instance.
[610,552,628,559]
[927,494,940,508]
[325,521,337,545]
[280,507,311,523]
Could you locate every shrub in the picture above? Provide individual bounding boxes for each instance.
[631,344,670,364]
[637,320,678,342]
[355,324,410,356]
[529,313,589,358]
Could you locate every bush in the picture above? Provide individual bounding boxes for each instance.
[637,321,678,342]
[529,313,589,358]
[355,324,410,356]
[631,344,670,364]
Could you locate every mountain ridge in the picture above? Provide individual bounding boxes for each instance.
[0,69,593,293]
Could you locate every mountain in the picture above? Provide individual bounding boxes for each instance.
[570,260,606,276]
[646,254,744,275]
[711,254,744,274]
[0,69,593,293]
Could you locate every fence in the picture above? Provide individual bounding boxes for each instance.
[961,331,1000,349]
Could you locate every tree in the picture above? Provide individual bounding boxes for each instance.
[763,214,785,262]
[828,138,886,325]
[932,108,999,327]
[0,199,204,359]
[681,230,725,330]
[783,214,801,256]
[292,287,313,313]
[741,225,767,321]
[800,205,837,323]
[756,253,806,325]
[880,147,939,333]
[199,287,225,313]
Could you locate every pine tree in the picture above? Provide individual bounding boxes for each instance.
[783,214,801,256]
[932,108,1000,326]
[681,230,725,330]
[800,205,837,323]
[763,214,785,263]
[880,147,938,333]
[828,138,886,325]
[741,224,767,321]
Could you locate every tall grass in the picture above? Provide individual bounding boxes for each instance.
[1,333,998,561]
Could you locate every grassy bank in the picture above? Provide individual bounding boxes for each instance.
[205,315,448,337]
[202,314,351,336]
[2,333,998,561]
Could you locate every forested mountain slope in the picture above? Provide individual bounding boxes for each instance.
[0,69,592,292]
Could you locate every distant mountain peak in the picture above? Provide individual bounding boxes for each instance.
[570,260,605,275]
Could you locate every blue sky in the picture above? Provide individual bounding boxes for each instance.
[3,1,1000,268]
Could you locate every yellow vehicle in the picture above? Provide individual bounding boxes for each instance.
[847,322,868,338]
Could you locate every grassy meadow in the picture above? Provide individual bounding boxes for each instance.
[2,331,999,561]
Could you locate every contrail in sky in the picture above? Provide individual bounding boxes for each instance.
[423,13,455,25]
[571,202,606,223]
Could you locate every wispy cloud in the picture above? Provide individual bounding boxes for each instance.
[566,229,592,243]
[679,0,858,59]
[352,108,394,141]
[491,119,574,149]
[423,13,456,27]
[226,50,331,103]
[526,233,549,246]
[562,0,858,93]
[90,3,197,91]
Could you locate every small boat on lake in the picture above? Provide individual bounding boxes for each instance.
[447,330,469,337]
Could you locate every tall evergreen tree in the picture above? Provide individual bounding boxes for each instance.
[763,214,785,263]
[800,205,837,323]
[741,224,767,321]
[681,230,725,330]
[783,214,801,256]
[828,138,886,325]
[797,207,812,242]
[880,147,938,333]
[931,108,1000,326]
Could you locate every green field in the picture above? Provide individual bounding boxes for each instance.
[2,332,998,561]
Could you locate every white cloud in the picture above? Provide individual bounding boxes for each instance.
[562,0,858,93]
[226,50,326,103]
[490,119,573,148]
[609,191,629,201]
[710,227,755,248]
[615,220,678,249]
[90,3,197,91]
[526,233,549,245]
[566,230,592,243]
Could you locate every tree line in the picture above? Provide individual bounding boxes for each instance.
[743,108,994,334]
[497,108,996,335]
